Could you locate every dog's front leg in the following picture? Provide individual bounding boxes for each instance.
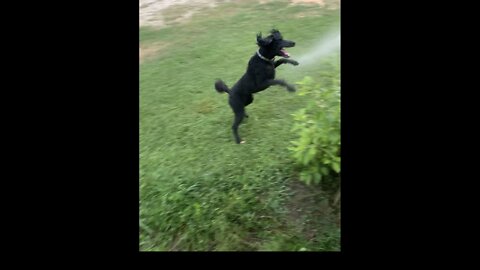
[274,59,299,68]
[253,79,296,93]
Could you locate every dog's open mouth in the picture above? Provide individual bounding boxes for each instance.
[280,49,290,58]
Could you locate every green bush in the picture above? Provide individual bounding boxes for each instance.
[289,74,340,185]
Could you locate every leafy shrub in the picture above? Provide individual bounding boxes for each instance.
[289,74,340,185]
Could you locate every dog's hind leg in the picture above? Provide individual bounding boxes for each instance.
[232,111,246,144]
[244,95,253,118]
[229,97,248,144]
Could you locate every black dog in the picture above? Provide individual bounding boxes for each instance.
[215,29,299,144]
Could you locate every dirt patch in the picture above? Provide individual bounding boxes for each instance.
[294,10,322,18]
[140,41,170,64]
[140,0,339,28]
[290,0,340,10]
[258,0,326,5]
[291,0,326,5]
[140,0,223,28]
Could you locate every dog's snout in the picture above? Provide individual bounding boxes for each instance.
[285,41,295,47]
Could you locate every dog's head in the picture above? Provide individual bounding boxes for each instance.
[256,29,295,58]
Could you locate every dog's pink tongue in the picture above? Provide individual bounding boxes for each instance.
[281,49,290,57]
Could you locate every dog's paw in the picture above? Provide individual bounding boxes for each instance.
[287,85,297,92]
[240,140,246,144]
[290,60,299,66]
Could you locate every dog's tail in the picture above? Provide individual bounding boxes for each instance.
[215,79,230,95]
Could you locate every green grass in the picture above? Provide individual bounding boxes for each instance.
[140,0,340,251]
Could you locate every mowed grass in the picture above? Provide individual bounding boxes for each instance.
[140,0,340,251]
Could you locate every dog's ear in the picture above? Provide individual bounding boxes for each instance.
[256,33,263,44]
[256,33,273,46]
[271,29,282,39]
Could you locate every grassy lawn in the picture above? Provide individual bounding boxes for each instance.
[140,0,340,251]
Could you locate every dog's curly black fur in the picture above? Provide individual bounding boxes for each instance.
[215,29,299,144]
